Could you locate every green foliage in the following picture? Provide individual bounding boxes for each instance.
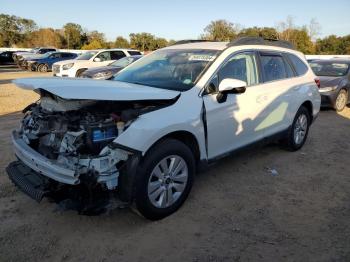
[114,36,130,48]
[63,23,83,49]
[238,27,278,39]
[130,32,155,51]
[0,14,37,47]
[81,39,104,50]
[201,20,239,41]
[0,13,348,55]
[129,33,168,51]
[316,35,350,54]
[27,28,63,48]
[287,28,315,54]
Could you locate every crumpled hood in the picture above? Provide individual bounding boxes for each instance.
[319,76,344,88]
[13,77,180,101]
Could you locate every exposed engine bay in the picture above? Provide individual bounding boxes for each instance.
[10,91,177,214]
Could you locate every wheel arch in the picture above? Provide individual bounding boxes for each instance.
[75,68,88,77]
[145,130,201,166]
[301,100,313,122]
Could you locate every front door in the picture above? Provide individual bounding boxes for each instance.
[203,51,269,159]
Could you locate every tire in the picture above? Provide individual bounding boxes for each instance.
[134,139,195,220]
[282,106,311,151]
[334,89,348,112]
[37,64,48,73]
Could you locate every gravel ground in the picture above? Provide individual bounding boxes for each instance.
[0,66,349,262]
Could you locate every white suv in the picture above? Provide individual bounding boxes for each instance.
[8,38,320,220]
[52,49,141,77]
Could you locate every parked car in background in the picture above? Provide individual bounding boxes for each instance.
[15,47,57,68]
[81,55,143,79]
[309,59,350,111]
[0,51,17,64]
[7,37,320,220]
[25,52,78,72]
[52,49,142,77]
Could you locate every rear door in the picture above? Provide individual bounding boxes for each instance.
[110,51,127,60]
[254,51,296,137]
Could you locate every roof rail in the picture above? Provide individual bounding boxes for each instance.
[228,37,295,50]
[171,39,212,46]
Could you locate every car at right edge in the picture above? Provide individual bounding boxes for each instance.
[309,59,350,111]
[7,37,321,220]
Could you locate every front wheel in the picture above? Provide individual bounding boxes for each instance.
[37,64,48,72]
[334,89,348,112]
[135,139,195,220]
[282,106,311,151]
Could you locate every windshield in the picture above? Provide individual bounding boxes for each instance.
[76,51,98,60]
[110,56,141,67]
[113,49,219,91]
[310,61,350,77]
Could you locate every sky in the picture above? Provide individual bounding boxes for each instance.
[1,0,349,41]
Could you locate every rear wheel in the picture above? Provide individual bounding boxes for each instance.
[37,64,48,72]
[134,139,195,220]
[334,89,348,112]
[282,106,311,151]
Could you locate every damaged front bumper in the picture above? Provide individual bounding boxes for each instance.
[10,130,129,189]
[7,131,141,213]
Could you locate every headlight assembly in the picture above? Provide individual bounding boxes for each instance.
[93,71,113,79]
[319,86,337,93]
[62,63,74,70]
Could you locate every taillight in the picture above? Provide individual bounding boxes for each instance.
[315,78,320,88]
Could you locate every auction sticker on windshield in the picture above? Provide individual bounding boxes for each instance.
[188,55,216,61]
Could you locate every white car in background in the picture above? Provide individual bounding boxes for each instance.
[52,49,142,77]
[7,38,320,220]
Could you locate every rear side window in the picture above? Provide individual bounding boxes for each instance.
[110,51,126,60]
[128,51,142,56]
[260,54,287,82]
[287,54,308,76]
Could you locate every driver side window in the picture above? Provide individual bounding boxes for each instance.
[207,52,259,93]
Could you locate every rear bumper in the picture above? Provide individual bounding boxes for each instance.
[320,92,337,107]
[11,130,79,185]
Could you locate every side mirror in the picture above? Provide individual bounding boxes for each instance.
[94,57,101,62]
[217,78,247,103]
[218,78,247,94]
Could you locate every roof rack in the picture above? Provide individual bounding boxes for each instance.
[228,37,295,50]
[171,40,212,46]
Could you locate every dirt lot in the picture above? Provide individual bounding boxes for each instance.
[0,66,349,262]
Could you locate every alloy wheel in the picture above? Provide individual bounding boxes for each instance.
[147,155,188,208]
[294,113,308,145]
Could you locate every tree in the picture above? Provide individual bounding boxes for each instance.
[238,27,278,39]
[308,18,321,42]
[27,28,63,48]
[153,37,168,49]
[63,23,83,49]
[129,32,156,51]
[316,35,343,54]
[201,20,239,41]
[0,14,37,47]
[81,39,104,50]
[281,28,314,54]
[114,36,129,48]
